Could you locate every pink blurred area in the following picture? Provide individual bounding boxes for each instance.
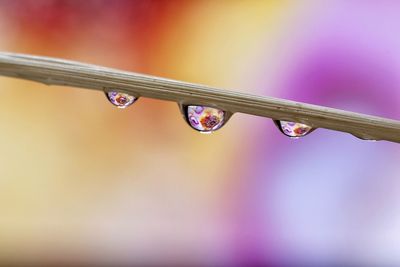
[0,1,399,266]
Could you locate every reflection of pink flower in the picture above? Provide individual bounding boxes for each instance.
[195,106,204,114]
[283,127,292,134]
[189,115,199,126]
[115,95,128,105]
[186,106,225,132]
[294,127,307,135]
[200,114,220,129]
[106,91,136,108]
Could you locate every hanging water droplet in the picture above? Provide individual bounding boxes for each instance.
[105,90,137,108]
[274,120,314,138]
[352,134,377,142]
[183,105,227,133]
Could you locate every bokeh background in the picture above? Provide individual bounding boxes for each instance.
[0,0,399,265]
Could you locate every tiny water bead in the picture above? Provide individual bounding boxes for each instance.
[275,120,314,138]
[184,105,226,133]
[352,134,377,142]
[105,90,137,108]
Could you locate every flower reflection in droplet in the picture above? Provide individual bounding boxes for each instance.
[184,105,226,133]
[275,120,314,138]
[105,90,137,109]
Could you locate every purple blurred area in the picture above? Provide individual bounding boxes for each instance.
[0,1,399,266]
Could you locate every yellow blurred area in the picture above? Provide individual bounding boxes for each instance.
[154,1,295,89]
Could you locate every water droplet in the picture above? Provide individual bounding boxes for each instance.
[352,134,377,142]
[183,105,227,133]
[105,90,137,108]
[274,120,314,138]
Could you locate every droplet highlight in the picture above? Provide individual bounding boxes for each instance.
[275,120,314,138]
[184,105,226,133]
[105,90,137,108]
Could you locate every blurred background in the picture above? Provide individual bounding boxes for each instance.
[0,0,399,265]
